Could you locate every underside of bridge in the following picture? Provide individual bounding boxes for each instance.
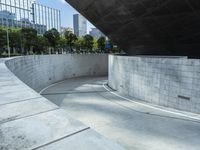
[66,0,200,57]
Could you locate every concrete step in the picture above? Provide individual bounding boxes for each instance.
[36,129,125,150]
[0,97,58,124]
[0,109,88,150]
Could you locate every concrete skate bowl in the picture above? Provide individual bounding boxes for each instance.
[0,54,125,150]
[5,54,108,92]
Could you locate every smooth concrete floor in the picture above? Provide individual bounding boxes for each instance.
[42,77,200,150]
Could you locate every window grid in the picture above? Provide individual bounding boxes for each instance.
[0,0,61,34]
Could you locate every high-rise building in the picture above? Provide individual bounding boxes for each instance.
[32,3,61,34]
[73,14,87,37]
[89,28,105,39]
[60,27,74,37]
[0,0,61,34]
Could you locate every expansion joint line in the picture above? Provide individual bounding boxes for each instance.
[102,83,200,121]
[31,127,90,150]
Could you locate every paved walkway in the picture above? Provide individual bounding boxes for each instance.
[42,76,200,150]
[0,59,125,150]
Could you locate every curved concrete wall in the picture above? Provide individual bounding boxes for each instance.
[109,55,200,114]
[0,55,125,149]
[5,54,108,92]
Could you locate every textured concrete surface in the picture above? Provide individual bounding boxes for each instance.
[109,55,200,113]
[42,76,200,150]
[0,56,125,150]
[37,129,124,150]
[0,98,58,124]
[5,54,108,92]
[66,0,200,57]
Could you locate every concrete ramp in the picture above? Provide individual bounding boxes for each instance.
[0,55,125,150]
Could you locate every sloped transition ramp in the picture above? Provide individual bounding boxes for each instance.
[0,55,125,150]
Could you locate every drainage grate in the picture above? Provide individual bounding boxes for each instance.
[178,95,190,101]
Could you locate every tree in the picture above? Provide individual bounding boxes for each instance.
[58,37,67,53]
[83,34,94,53]
[64,31,77,53]
[33,35,49,54]
[9,29,21,54]
[93,38,98,53]
[21,28,37,54]
[0,28,7,55]
[44,28,60,53]
[97,36,106,53]
[74,37,84,53]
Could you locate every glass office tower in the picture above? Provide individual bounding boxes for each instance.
[32,3,61,34]
[73,14,87,37]
[0,0,61,34]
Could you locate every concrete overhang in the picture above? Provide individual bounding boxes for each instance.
[66,0,200,58]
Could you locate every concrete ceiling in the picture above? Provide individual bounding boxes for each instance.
[66,0,200,57]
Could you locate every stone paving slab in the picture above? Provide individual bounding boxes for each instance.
[37,129,125,150]
[0,87,33,95]
[0,91,41,105]
[0,62,41,105]
[0,97,58,124]
[0,109,88,150]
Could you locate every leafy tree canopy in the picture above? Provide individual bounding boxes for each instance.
[97,36,106,52]
[64,30,77,52]
[83,34,94,51]
[21,28,37,51]
[44,28,60,48]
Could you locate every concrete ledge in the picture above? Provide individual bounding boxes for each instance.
[0,55,125,150]
[5,54,108,92]
[109,54,200,114]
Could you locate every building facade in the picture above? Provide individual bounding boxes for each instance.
[73,14,87,37]
[89,28,105,39]
[0,0,61,34]
[32,3,61,34]
[60,27,74,37]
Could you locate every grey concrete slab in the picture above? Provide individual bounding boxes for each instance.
[0,109,88,150]
[0,81,24,87]
[0,62,42,105]
[42,76,107,95]
[108,55,200,113]
[0,97,58,123]
[0,90,41,105]
[37,129,125,150]
[42,77,200,150]
[0,57,125,150]
[0,86,33,94]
